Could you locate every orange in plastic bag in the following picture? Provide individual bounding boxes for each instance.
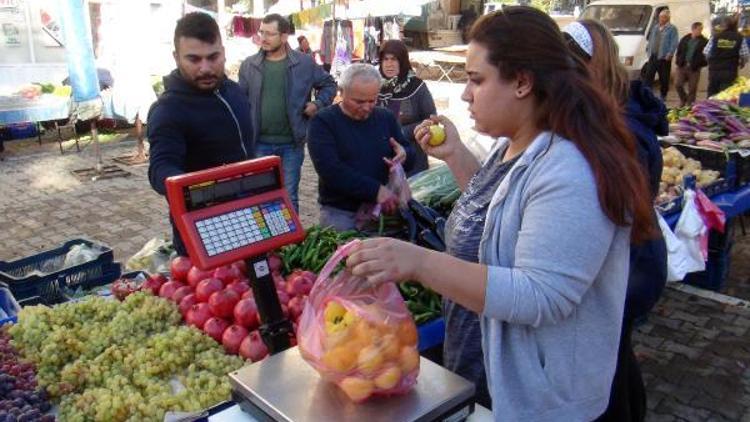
[297,240,420,402]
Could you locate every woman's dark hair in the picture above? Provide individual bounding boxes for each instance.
[174,12,220,51]
[379,40,412,79]
[470,7,656,243]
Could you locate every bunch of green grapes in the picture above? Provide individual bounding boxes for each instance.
[11,293,246,421]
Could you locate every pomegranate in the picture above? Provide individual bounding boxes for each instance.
[159,281,184,300]
[288,295,307,321]
[196,278,223,302]
[186,303,212,330]
[179,294,199,315]
[227,281,251,296]
[141,274,167,295]
[239,330,269,362]
[267,254,282,273]
[213,266,237,285]
[273,273,286,291]
[170,256,192,282]
[241,289,254,300]
[171,285,193,304]
[286,272,313,297]
[187,266,213,288]
[234,298,259,330]
[276,290,290,306]
[222,325,249,355]
[208,289,240,319]
[231,260,247,276]
[203,317,230,342]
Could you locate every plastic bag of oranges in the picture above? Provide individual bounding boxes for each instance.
[297,240,420,402]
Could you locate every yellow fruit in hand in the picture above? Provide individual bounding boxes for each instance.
[428,125,446,146]
[339,376,375,402]
[357,344,385,375]
[399,346,420,373]
[374,365,403,390]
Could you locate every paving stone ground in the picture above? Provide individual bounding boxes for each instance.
[2,81,750,420]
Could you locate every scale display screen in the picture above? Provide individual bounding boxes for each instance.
[165,157,305,269]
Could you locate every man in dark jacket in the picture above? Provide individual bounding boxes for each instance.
[675,22,708,106]
[239,14,336,212]
[705,16,749,97]
[148,12,254,256]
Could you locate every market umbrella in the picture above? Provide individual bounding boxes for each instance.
[57,0,104,175]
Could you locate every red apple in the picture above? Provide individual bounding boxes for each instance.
[141,274,166,295]
[187,266,213,288]
[159,281,184,300]
[203,317,230,342]
[186,303,212,330]
[196,278,223,302]
[227,281,251,296]
[222,325,249,355]
[179,294,199,315]
[234,298,259,330]
[208,289,240,319]
[170,256,192,282]
[239,330,269,362]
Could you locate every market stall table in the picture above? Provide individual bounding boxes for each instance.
[0,94,77,153]
[432,53,466,83]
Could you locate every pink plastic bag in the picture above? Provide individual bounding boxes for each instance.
[297,240,420,402]
[695,189,726,234]
[355,161,411,230]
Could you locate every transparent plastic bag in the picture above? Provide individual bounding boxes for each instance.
[297,240,420,403]
[126,237,176,274]
[62,243,105,268]
[387,161,411,209]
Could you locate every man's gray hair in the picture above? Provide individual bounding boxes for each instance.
[659,9,670,18]
[339,63,382,91]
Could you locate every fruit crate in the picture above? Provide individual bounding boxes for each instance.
[0,238,115,302]
[671,143,744,189]
[17,262,122,307]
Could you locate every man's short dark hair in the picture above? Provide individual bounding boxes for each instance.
[263,13,291,34]
[174,12,220,51]
[692,22,703,29]
[297,35,307,44]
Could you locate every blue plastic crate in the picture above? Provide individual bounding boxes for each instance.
[7,122,38,140]
[0,238,115,302]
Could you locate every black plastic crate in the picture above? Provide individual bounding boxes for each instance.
[0,238,115,302]
[19,262,122,306]
[734,153,750,188]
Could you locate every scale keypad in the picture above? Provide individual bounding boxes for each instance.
[195,200,297,257]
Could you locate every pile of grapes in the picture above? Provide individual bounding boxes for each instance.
[0,329,54,421]
[8,293,245,421]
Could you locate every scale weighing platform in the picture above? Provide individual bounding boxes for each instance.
[228,347,476,422]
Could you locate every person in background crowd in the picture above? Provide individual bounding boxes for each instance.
[377,40,436,176]
[148,12,254,256]
[565,19,668,422]
[675,22,708,106]
[346,7,657,420]
[239,14,336,212]
[705,15,749,97]
[296,35,314,58]
[307,64,415,231]
[643,9,679,100]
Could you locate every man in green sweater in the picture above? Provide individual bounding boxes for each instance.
[239,14,336,212]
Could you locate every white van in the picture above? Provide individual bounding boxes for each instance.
[581,0,711,79]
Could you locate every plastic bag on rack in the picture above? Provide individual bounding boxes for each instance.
[125,237,175,274]
[297,240,420,403]
[695,189,726,234]
[673,189,708,275]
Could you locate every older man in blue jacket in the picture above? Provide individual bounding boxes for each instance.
[238,14,336,212]
[148,12,255,256]
[643,9,679,100]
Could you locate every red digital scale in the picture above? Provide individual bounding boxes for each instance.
[165,156,303,353]
[165,156,305,270]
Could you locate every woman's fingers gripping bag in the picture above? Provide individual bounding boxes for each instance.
[297,240,420,402]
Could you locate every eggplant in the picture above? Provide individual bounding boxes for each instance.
[418,228,446,252]
[399,207,418,243]
[407,199,438,230]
